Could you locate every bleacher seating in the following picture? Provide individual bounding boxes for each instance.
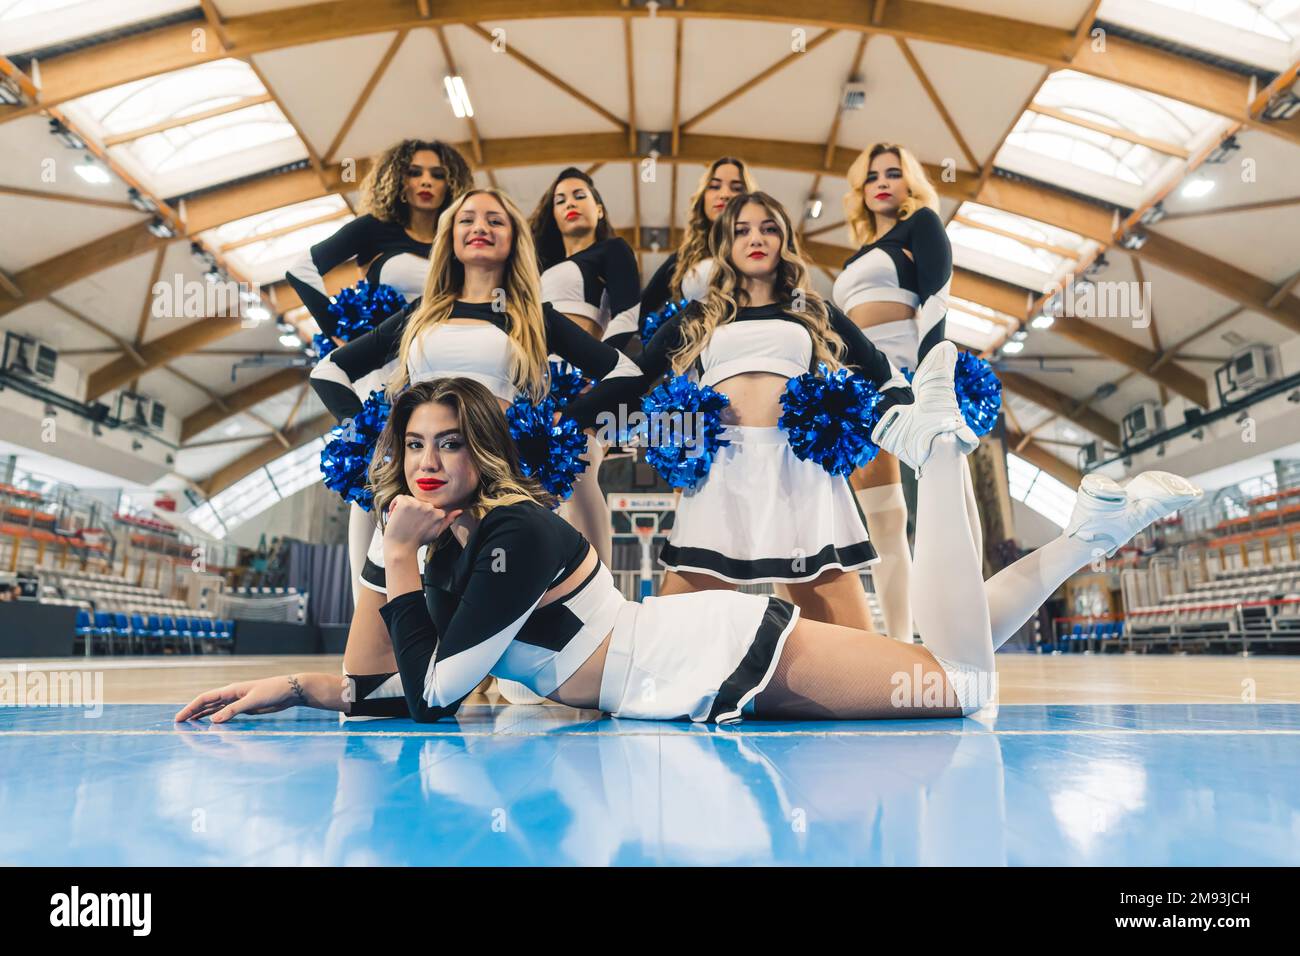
[32,569,235,655]
[1125,559,1300,647]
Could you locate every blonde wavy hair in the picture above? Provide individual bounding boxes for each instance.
[669,191,847,377]
[361,139,474,226]
[843,143,939,246]
[370,378,555,529]
[390,189,550,403]
[670,157,759,298]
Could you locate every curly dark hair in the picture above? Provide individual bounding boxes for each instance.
[361,139,474,225]
[528,166,615,270]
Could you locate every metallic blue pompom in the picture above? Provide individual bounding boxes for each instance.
[640,295,690,346]
[954,350,1002,437]
[639,374,731,489]
[779,363,884,476]
[506,396,590,501]
[901,349,1003,437]
[320,388,392,511]
[324,281,408,345]
[311,332,337,358]
[547,360,591,407]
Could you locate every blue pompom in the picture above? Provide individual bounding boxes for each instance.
[324,281,408,345]
[640,295,690,346]
[547,360,591,407]
[639,374,731,489]
[320,388,392,511]
[779,363,884,477]
[506,396,590,501]
[311,332,337,359]
[901,350,1003,437]
[954,350,1002,437]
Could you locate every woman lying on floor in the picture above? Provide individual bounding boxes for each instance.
[175,370,1200,725]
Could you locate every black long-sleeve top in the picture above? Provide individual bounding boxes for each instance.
[309,298,640,423]
[540,236,642,350]
[377,500,623,721]
[833,206,952,356]
[286,214,431,336]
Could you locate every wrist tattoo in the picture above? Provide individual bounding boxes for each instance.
[287,675,308,706]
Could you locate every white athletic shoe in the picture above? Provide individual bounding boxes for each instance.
[1066,471,1203,557]
[870,341,978,474]
[493,678,548,705]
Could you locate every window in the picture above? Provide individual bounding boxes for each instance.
[0,0,194,55]
[61,60,306,197]
[1007,454,1077,528]
[185,438,328,537]
[202,196,353,287]
[1099,0,1297,71]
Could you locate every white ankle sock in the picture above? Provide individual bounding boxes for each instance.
[856,483,913,642]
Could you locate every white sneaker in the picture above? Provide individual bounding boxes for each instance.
[493,678,548,705]
[870,341,978,474]
[1066,471,1203,557]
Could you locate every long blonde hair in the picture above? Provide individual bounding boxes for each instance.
[391,189,550,403]
[361,139,473,226]
[843,143,939,246]
[370,378,555,528]
[670,157,759,298]
[669,191,847,376]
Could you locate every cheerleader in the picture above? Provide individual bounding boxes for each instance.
[286,139,472,602]
[833,142,972,643]
[526,167,642,573]
[177,370,1201,725]
[564,191,911,630]
[308,188,638,711]
[638,157,757,339]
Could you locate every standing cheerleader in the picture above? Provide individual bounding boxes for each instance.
[528,168,642,572]
[286,139,472,600]
[178,368,1201,727]
[638,157,757,339]
[308,188,638,713]
[565,192,912,630]
[833,142,971,643]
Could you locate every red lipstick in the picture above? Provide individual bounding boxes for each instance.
[415,478,445,491]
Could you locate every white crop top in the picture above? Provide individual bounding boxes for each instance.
[408,322,517,403]
[832,247,921,313]
[696,316,812,389]
[680,258,717,303]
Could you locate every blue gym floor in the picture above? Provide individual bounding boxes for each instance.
[2,702,1298,865]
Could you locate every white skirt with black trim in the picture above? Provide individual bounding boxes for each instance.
[659,425,879,584]
[599,590,799,723]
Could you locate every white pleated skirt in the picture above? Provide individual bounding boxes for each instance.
[599,590,799,724]
[659,425,878,584]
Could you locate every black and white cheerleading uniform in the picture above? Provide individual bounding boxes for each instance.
[286,213,431,338]
[308,298,641,592]
[832,206,952,372]
[637,252,716,340]
[565,301,913,584]
[540,236,642,349]
[363,499,799,723]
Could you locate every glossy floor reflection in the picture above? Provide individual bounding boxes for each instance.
[2,702,1298,865]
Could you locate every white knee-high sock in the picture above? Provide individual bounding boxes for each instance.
[558,436,612,568]
[347,504,376,603]
[985,534,1096,650]
[961,459,983,563]
[856,483,913,642]
[910,436,993,672]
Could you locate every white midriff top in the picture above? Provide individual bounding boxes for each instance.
[696,315,812,389]
[832,247,922,314]
[408,322,516,403]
